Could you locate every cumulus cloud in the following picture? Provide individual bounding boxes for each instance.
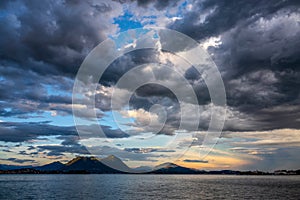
[165,0,300,132]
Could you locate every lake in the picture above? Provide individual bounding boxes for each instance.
[0,175,299,199]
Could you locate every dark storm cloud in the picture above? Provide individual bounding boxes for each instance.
[124,147,176,153]
[1,158,36,164]
[152,0,181,10]
[113,0,181,10]
[84,49,168,123]
[135,0,181,10]
[94,0,300,133]
[170,0,300,41]
[0,0,122,120]
[184,67,210,105]
[37,144,90,155]
[27,146,35,151]
[75,124,130,139]
[0,66,73,107]
[212,11,300,79]
[133,0,152,7]
[134,84,177,99]
[163,0,300,131]
[242,147,300,171]
[113,0,300,134]
[215,10,300,129]
[183,159,208,163]
[169,0,300,98]
[46,151,64,157]
[91,2,113,13]
[57,135,80,146]
[17,150,38,156]
[35,134,89,157]
[101,125,130,138]
[0,0,117,77]
[0,121,76,143]
[0,121,128,143]
[0,0,299,140]
[99,49,159,86]
[250,105,300,130]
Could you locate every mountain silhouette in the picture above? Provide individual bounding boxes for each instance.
[151,162,198,174]
[62,156,123,173]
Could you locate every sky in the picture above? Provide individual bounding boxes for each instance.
[0,0,300,171]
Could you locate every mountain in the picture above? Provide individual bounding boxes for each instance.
[62,156,122,173]
[100,155,132,173]
[133,166,153,172]
[34,161,64,171]
[151,162,199,174]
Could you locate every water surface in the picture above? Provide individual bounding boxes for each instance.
[0,175,299,199]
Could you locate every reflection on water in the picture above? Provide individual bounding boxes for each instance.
[0,174,299,199]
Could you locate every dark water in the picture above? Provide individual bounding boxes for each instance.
[0,175,299,200]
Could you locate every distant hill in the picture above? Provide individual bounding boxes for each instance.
[0,164,33,170]
[154,162,179,170]
[132,165,153,172]
[34,161,64,171]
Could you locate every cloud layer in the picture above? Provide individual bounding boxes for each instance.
[0,0,299,170]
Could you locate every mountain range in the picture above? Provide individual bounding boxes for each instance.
[0,156,194,174]
[1,156,299,175]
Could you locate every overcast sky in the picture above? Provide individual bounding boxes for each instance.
[0,0,300,171]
